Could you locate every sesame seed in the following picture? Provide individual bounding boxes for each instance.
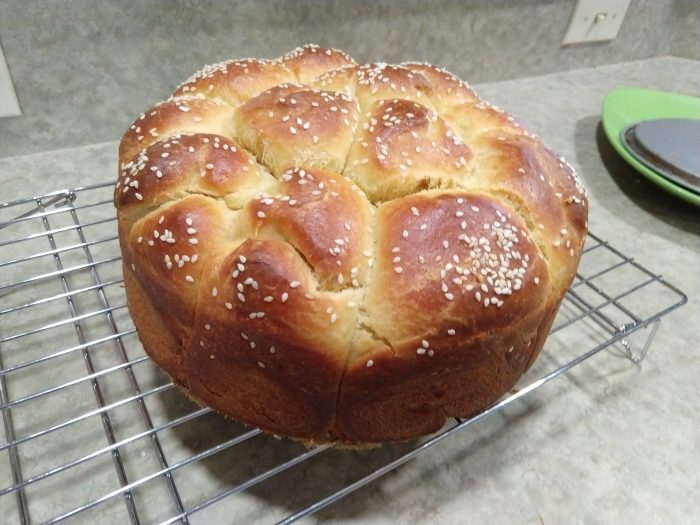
[366,360,374,368]
[394,266,403,274]
[281,292,289,302]
[416,348,426,355]
[258,361,266,368]
[225,302,233,309]
[212,287,218,297]
[185,275,194,283]
[421,339,429,348]
[290,281,300,288]
[447,329,456,336]
[189,238,198,245]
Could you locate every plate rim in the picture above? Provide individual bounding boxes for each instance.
[601,87,700,207]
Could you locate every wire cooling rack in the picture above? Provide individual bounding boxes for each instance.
[0,182,687,524]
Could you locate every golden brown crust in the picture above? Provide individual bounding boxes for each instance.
[363,191,550,345]
[116,133,272,212]
[172,58,294,107]
[401,62,481,111]
[233,167,374,290]
[119,97,236,165]
[115,45,588,445]
[234,83,359,175]
[280,44,357,85]
[345,98,473,201]
[184,239,353,438]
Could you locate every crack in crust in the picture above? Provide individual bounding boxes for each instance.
[115,44,588,445]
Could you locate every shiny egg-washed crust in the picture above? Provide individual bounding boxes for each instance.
[115,44,588,445]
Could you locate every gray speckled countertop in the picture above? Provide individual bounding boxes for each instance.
[0,56,698,524]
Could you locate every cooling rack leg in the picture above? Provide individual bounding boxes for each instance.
[617,318,661,364]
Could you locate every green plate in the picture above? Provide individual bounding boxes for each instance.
[601,87,700,207]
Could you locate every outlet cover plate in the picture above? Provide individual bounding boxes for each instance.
[0,43,21,118]
[563,0,630,45]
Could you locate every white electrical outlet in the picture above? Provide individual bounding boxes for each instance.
[562,0,630,45]
[0,42,21,118]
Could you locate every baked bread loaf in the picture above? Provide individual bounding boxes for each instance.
[115,45,587,444]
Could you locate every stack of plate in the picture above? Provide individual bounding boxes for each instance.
[602,88,700,207]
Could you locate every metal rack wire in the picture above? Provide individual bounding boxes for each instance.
[0,182,687,524]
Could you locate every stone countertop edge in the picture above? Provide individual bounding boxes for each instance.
[0,56,698,524]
